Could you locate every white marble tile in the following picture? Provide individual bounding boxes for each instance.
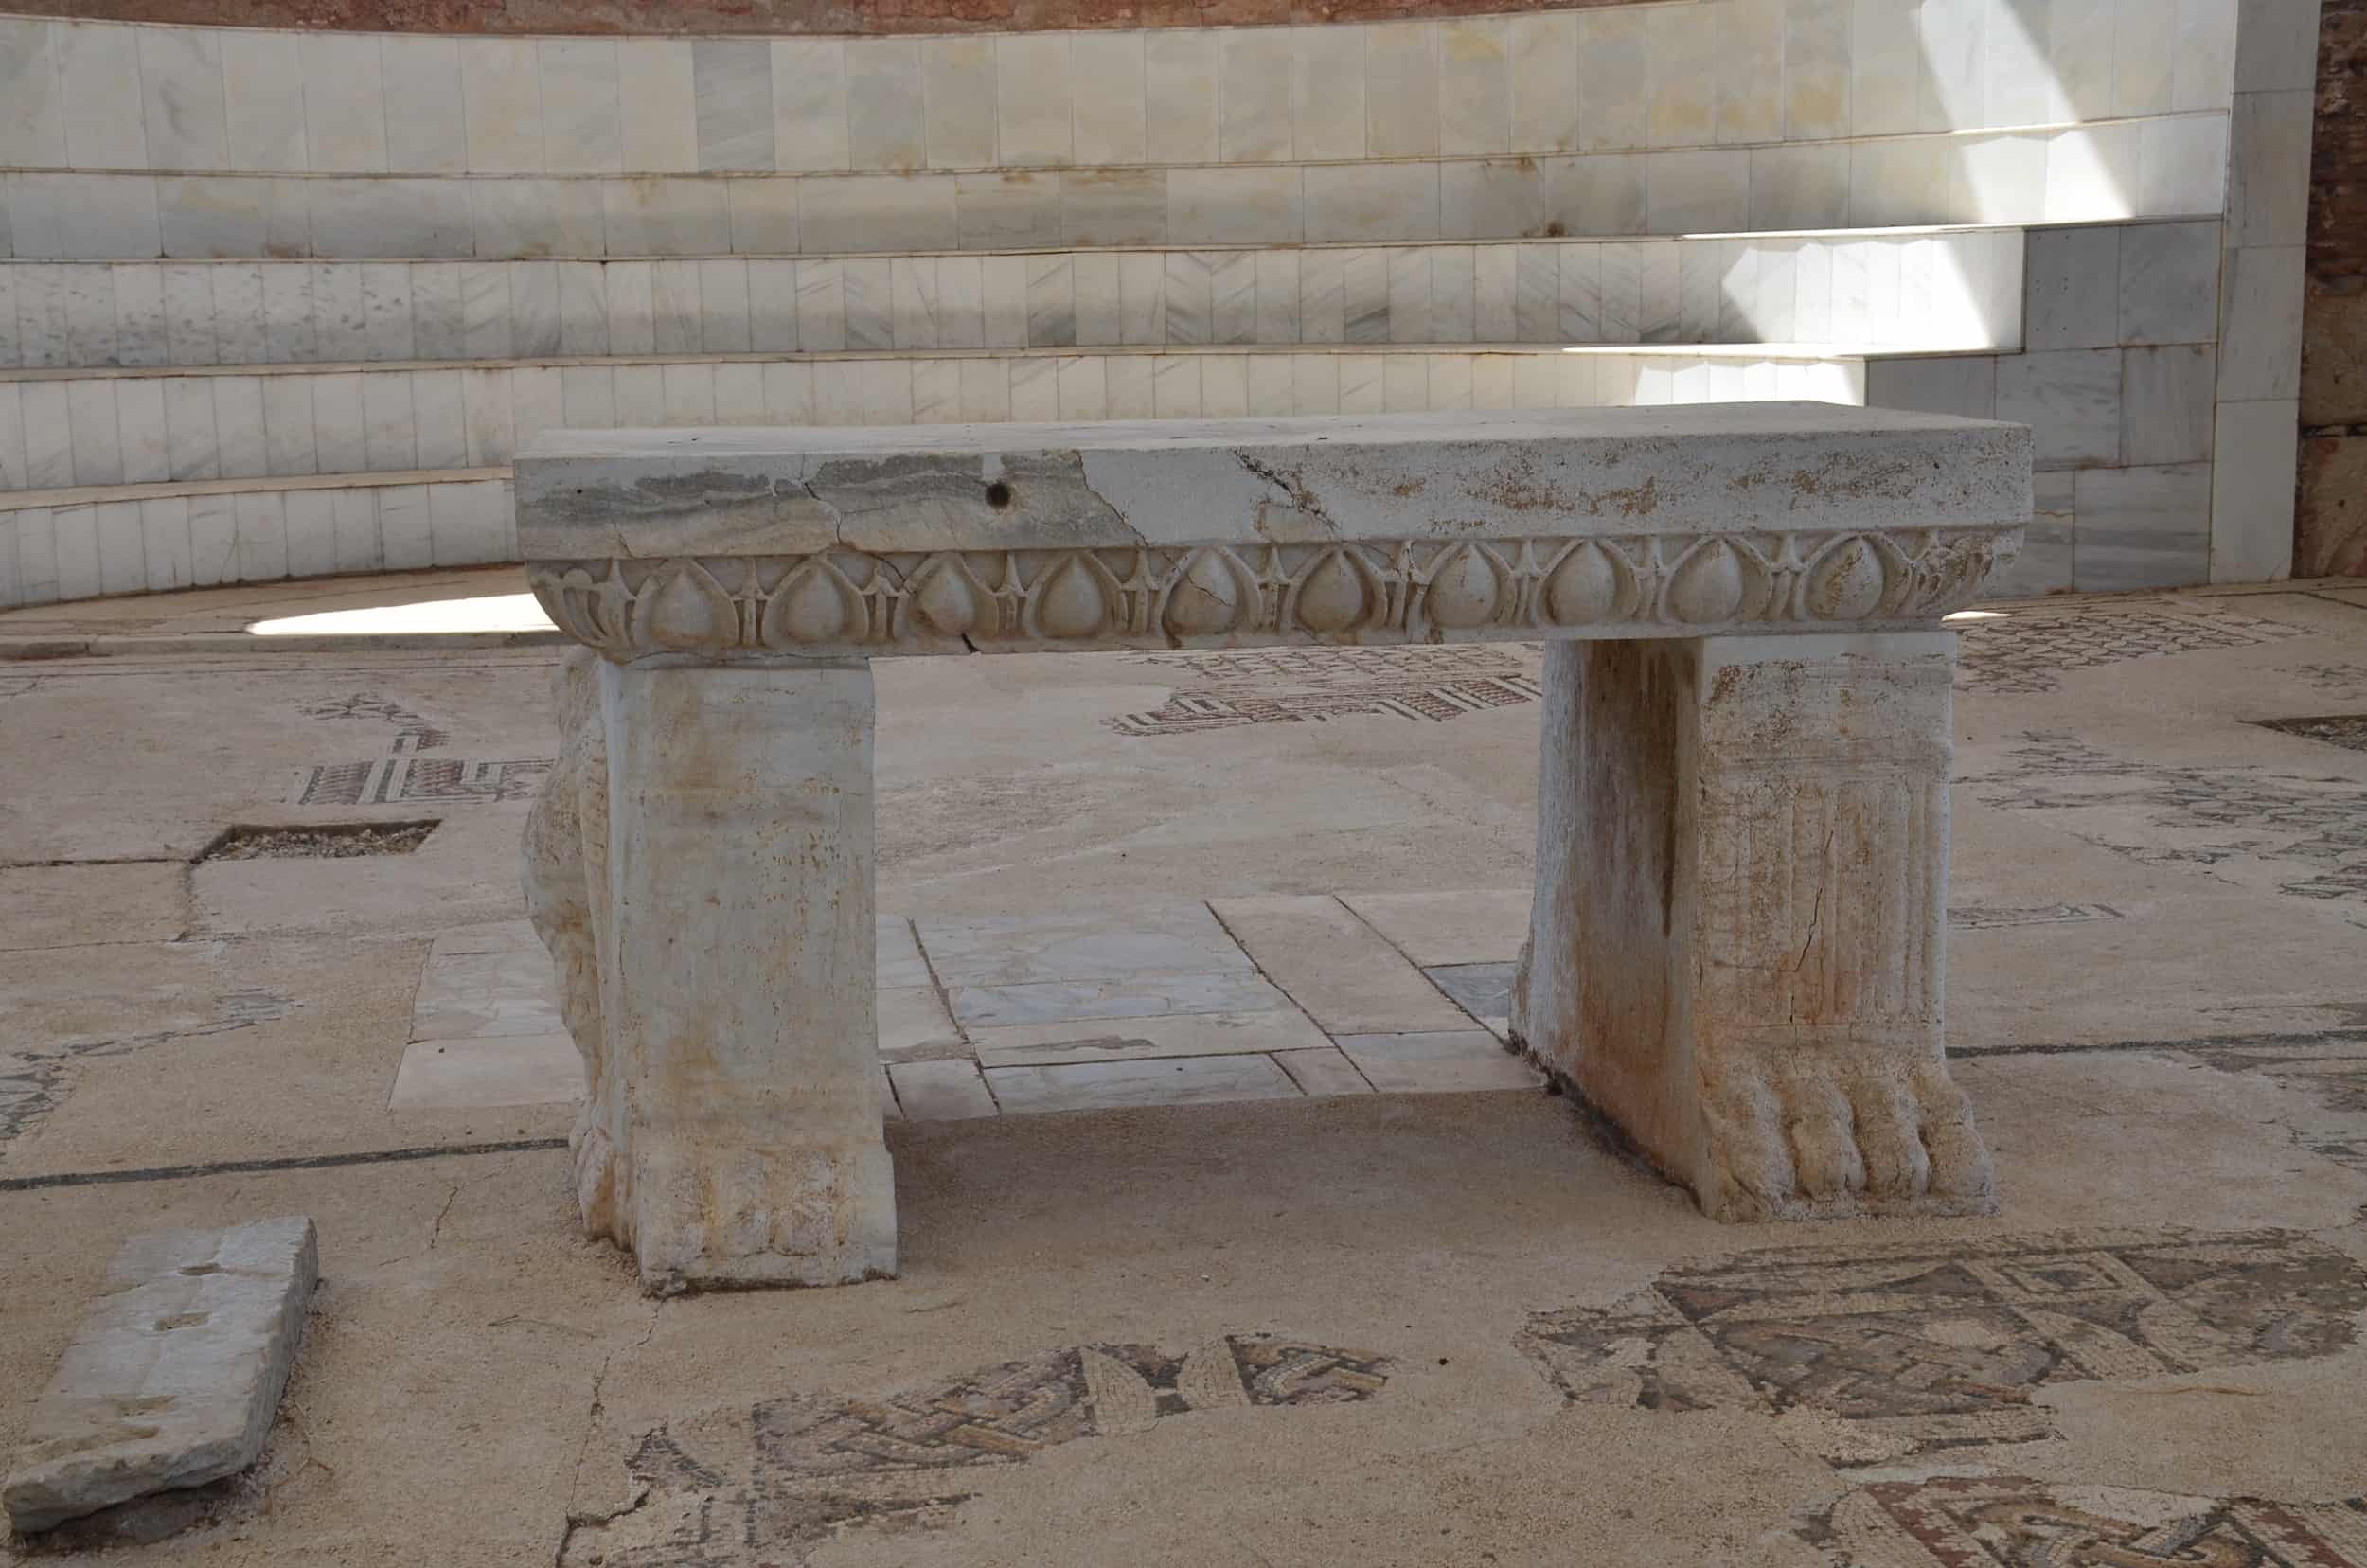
[1915,0,1988,130]
[1427,245,1474,344]
[311,371,365,472]
[1073,251,1121,346]
[138,27,228,171]
[985,1052,1302,1115]
[21,173,163,261]
[459,38,543,174]
[920,36,995,170]
[282,489,338,579]
[886,1060,997,1120]
[48,505,98,599]
[139,495,194,590]
[2217,242,2305,401]
[602,177,734,257]
[1070,31,1147,166]
[538,39,623,175]
[2227,88,2311,244]
[391,1032,583,1112]
[113,378,167,482]
[2123,343,2216,466]
[1338,352,1384,413]
[2074,461,2212,590]
[296,35,388,174]
[955,356,1010,420]
[1577,7,1647,150]
[1169,167,1302,246]
[994,34,1073,168]
[1646,5,1717,147]
[757,360,813,424]
[1289,26,1363,161]
[1365,22,1440,158]
[1246,352,1293,415]
[1219,27,1292,163]
[1378,352,1423,411]
[258,375,317,475]
[1716,0,1785,144]
[62,379,119,484]
[91,498,142,594]
[458,366,511,465]
[602,259,655,354]
[2173,0,2241,111]
[845,40,926,172]
[411,368,468,468]
[1334,1031,1542,1093]
[842,256,893,350]
[1382,249,1429,344]
[931,254,983,349]
[890,255,941,349]
[697,258,751,352]
[771,39,846,173]
[550,261,606,354]
[1508,11,1578,154]
[457,261,512,359]
[1436,17,1511,157]
[2020,224,2120,352]
[2114,221,2221,346]
[54,23,146,169]
[1557,243,1601,341]
[61,265,116,367]
[799,174,957,254]
[379,36,466,175]
[2237,0,2323,92]
[1342,248,1389,344]
[1161,251,1213,346]
[1786,0,1853,138]
[693,39,774,172]
[1998,347,2122,469]
[1749,143,1850,231]
[1304,164,1435,244]
[1144,29,1218,165]
[611,362,666,425]
[231,489,286,580]
[261,266,317,364]
[746,257,799,350]
[325,488,378,576]
[158,376,215,479]
[0,20,64,169]
[981,254,1026,347]
[209,265,266,365]
[2042,122,2142,223]
[2038,0,2113,120]
[153,176,301,260]
[1440,159,1540,242]
[2211,395,2298,581]
[2140,113,2230,219]
[1056,353,1108,419]
[956,171,1059,250]
[357,371,414,472]
[307,263,368,363]
[659,360,716,425]
[1985,469,2074,597]
[353,263,412,361]
[374,483,432,569]
[559,364,614,431]
[222,31,307,173]
[155,265,213,367]
[1249,250,1299,345]
[1648,150,1749,235]
[1290,248,1340,344]
[877,984,961,1059]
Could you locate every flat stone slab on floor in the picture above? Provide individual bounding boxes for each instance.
[3,1218,318,1537]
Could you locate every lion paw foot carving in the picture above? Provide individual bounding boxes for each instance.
[1700,1057,1994,1221]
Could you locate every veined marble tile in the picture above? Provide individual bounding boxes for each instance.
[1070,32,1147,166]
[1786,0,1853,139]
[138,27,228,171]
[2045,0,2117,119]
[727,180,799,256]
[1025,253,1075,347]
[1750,143,1850,231]
[1162,250,1213,347]
[771,39,846,173]
[538,39,622,174]
[560,364,614,430]
[1292,351,1341,414]
[1437,17,1512,157]
[357,369,414,472]
[1593,242,1641,346]
[1987,469,2075,597]
[2236,0,2322,93]
[1915,0,1988,131]
[1115,252,1165,345]
[1386,248,1432,344]
[973,1009,1330,1070]
[1381,352,1426,412]
[842,256,892,351]
[1305,164,1437,245]
[261,264,317,364]
[611,362,666,424]
[2211,396,2298,581]
[308,177,469,259]
[2216,242,2305,401]
[231,490,286,582]
[660,360,716,425]
[1072,252,1121,346]
[1557,244,1601,342]
[307,263,368,364]
[554,261,611,355]
[955,171,1060,251]
[694,40,774,173]
[2141,114,2230,219]
[143,494,197,589]
[375,484,431,569]
[298,35,387,174]
[956,356,1011,421]
[159,376,217,480]
[997,34,1072,167]
[1645,5,1717,148]
[761,360,815,423]
[1247,352,1293,415]
[1343,248,1390,345]
[1981,0,2052,126]
[1211,251,1257,345]
[64,379,122,484]
[985,1052,1303,1115]
[222,31,307,173]
[160,265,217,366]
[2042,122,2142,223]
[1428,352,1475,411]
[1169,167,1302,247]
[114,379,167,483]
[602,178,734,258]
[458,367,510,466]
[1152,353,1202,417]
[982,254,1026,347]
[1365,23,1440,158]
[1291,26,1363,160]
[921,36,996,170]
[845,39,926,172]
[311,371,365,472]
[603,259,656,354]
[54,23,145,169]
[1338,351,1384,413]
[1057,353,1108,419]
[211,264,267,365]
[1577,7,1647,151]
[1638,240,1681,343]
[1715,0,1785,144]
[2123,343,2216,466]
[1335,1031,1542,1093]
[948,969,1286,1029]
[697,258,751,352]
[1472,245,1516,340]
[1440,160,1542,243]
[934,254,984,348]
[1097,353,1148,418]
[412,368,469,468]
[1058,169,1165,248]
[1997,347,2122,468]
[1752,241,1799,341]
[891,255,941,349]
[1220,27,1292,163]
[1648,149,1749,235]
[1254,250,1302,345]
[2118,220,2220,347]
[2228,89,2309,244]
[1428,246,1475,344]
[887,1060,996,1121]
[1295,249,1344,344]
[2112,0,2177,116]
[1543,155,1647,238]
[800,174,957,254]
[1794,239,1834,342]
[1144,29,1218,165]
[1509,11,1579,154]
[2073,461,2211,590]
[1514,243,1559,343]
[1007,354,1059,421]
[650,258,700,352]
[42,265,104,368]
[459,38,543,174]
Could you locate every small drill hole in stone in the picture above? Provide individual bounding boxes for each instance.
[154,1313,210,1331]
[178,1264,221,1276]
[984,481,1014,509]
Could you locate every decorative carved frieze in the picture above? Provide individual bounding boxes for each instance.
[527,526,2022,660]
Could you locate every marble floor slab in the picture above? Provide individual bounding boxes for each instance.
[944,970,1290,1028]
[410,949,567,1040]
[1424,962,1516,1028]
[1341,889,1532,967]
[877,916,933,988]
[970,1008,1331,1069]
[982,1052,1303,1115]
[388,1031,586,1111]
[879,984,964,1058]
[913,903,1254,986]
[1334,1031,1547,1093]
[886,1059,999,1120]
[1273,1046,1376,1096]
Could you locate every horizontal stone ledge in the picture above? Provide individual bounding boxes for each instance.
[0,467,507,514]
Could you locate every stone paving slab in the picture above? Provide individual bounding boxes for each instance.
[983,1054,1305,1115]
[1335,1032,1548,1093]
[1211,896,1477,1036]
[4,1218,317,1536]
[388,1032,586,1112]
[1339,890,1533,968]
[970,1010,1333,1069]
[944,970,1291,1028]
[913,905,1254,987]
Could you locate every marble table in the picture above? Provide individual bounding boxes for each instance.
[514,404,2032,1293]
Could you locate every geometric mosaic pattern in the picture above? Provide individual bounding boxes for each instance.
[1107,645,1540,736]
[291,756,552,806]
[1955,607,2312,695]
[1790,1477,2367,1567]
[1517,1230,2366,1467]
[559,1334,1389,1566]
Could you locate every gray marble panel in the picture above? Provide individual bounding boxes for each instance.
[698,258,751,352]
[157,178,309,262]
[554,262,609,354]
[539,39,623,175]
[1440,160,1543,243]
[2117,220,2221,347]
[158,265,215,366]
[920,36,995,169]
[1169,167,1303,247]
[0,19,64,169]
[2216,242,2305,401]
[260,265,316,364]
[1542,154,1647,238]
[137,27,228,171]
[1364,22,1439,159]
[1212,252,1257,346]
[1557,244,1601,342]
[1292,24,1363,160]
[997,34,1072,166]
[1385,248,1431,344]
[13,265,70,369]
[1163,251,1212,346]
[929,254,980,350]
[221,31,307,173]
[309,264,369,364]
[770,39,846,173]
[2021,225,2120,353]
[982,254,1026,347]
[889,256,940,349]
[1296,248,1344,344]
[1864,355,1998,419]
[650,258,702,352]
[309,179,470,259]
[458,262,513,359]
[1070,31,1147,165]
[1071,253,1121,347]
[1343,249,1390,345]
[210,375,268,479]
[210,265,267,365]
[727,181,800,255]
[1996,347,2123,470]
[1514,243,1559,343]
[114,379,168,482]
[955,172,1060,251]
[2122,343,2216,466]
[1304,164,1437,244]
[54,23,145,169]
[949,971,1287,1029]
[694,40,774,172]
[602,178,734,258]
[843,257,892,351]
[1438,17,1512,156]
[1429,246,1475,344]
[1254,250,1301,345]
[410,262,466,360]
[300,34,387,173]
[845,40,925,171]
[311,371,364,472]
[800,174,958,254]
[1021,254,1072,347]
[258,375,317,477]
[2073,461,2212,591]
[1059,170,1166,248]
[1749,143,1849,231]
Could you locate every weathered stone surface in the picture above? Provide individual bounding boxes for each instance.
[3,1217,318,1536]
